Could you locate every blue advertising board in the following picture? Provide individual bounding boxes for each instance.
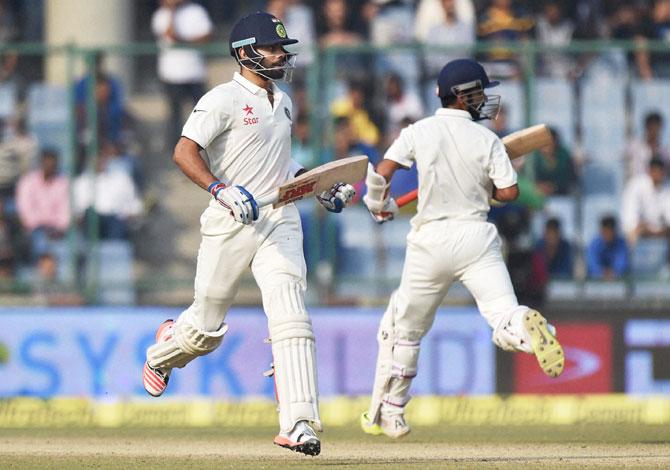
[0,306,494,398]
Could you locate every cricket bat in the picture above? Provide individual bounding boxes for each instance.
[256,155,369,208]
[396,124,552,208]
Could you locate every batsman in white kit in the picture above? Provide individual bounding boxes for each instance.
[361,59,565,438]
[141,12,355,456]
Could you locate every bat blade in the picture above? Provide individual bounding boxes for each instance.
[256,155,369,208]
[502,123,552,160]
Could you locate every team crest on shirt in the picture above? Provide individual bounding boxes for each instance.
[284,107,291,121]
[243,104,259,125]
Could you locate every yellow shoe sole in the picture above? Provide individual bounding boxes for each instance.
[524,310,564,378]
[360,412,383,436]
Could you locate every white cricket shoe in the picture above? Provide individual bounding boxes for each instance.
[360,410,411,439]
[523,310,564,378]
[142,319,174,397]
[273,420,321,456]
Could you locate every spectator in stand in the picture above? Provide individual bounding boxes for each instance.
[533,127,578,196]
[423,0,476,76]
[415,0,475,43]
[73,147,143,240]
[534,217,574,279]
[317,0,363,47]
[331,79,381,147]
[536,1,575,78]
[608,3,653,80]
[15,149,70,261]
[621,158,670,247]
[75,53,126,148]
[624,111,670,180]
[586,215,629,280]
[152,0,213,150]
[382,72,423,144]
[477,0,534,79]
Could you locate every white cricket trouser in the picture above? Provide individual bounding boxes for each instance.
[395,219,518,335]
[179,202,306,331]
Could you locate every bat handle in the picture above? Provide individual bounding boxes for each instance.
[255,191,278,208]
[396,189,418,208]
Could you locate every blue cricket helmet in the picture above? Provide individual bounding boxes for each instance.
[437,59,499,98]
[229,11,298,58]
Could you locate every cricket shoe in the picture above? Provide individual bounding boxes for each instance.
[273,420,321,456]
[360,411,411,439]
[523,310,564,378]
[142,319,174,397]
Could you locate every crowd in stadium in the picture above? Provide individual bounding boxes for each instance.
[0,0,668,304]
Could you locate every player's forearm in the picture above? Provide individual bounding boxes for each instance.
[492,184,519,202]
[375,159,403,185]
[173,137,218,191]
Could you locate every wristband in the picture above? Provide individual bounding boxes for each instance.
[208,181,226,197]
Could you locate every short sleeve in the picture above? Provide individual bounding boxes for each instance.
[488,137,517,189]
[151,9,166,37]
[181,92,230,149]
[383,126,415,168]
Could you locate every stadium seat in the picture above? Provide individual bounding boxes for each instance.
[631,80,670,146]
[631,238,669,277]
[581,161,624,196]
[0,82,17,119]
[26,83,69,157]
[87,240,136,305]
[580,74,626,164]
[535,78,575,146]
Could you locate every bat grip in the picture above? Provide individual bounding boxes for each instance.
[396,189,418,208]
[255,191,278,208]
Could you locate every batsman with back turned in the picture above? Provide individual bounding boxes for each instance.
[361,58,565,438]
[141,11,356,456]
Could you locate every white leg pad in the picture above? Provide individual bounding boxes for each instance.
[266,282,321,433]
[368,291,422,423]
[147,320,228,369]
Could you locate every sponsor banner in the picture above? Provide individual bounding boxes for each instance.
[625,320,670,393]
[1,395,668,427]
[0,306,494,398]
[513,323,613,393]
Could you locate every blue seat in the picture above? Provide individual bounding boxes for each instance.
[535,78,575,146]
[581,194,621,247]
[631,239,669,277]
[87,240,136,305]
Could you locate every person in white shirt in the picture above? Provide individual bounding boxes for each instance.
[151,0,213,149]
[623,112,670,181]
[360,59,564,439]
[142,11,355,456]
[621,158,670,246]
[72,150,143,240]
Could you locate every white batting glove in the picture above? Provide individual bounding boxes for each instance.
[208,181,259,225]
[316,182,355,213]
[365,197,399,224]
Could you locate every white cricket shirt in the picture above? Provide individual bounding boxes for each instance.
[384,108,517,226]
[181,72,294,201]
[621,173,670,234]
[151,3,212,84]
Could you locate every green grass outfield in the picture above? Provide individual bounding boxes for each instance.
[1,424,669,469]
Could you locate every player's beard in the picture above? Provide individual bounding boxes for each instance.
[259,58,286,80]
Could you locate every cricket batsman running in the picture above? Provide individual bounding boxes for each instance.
[360,58,565,438]
[142,11,355,456]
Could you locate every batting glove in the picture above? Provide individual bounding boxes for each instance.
[316,182,356,213]
[365,197,399,224]
[209,181,259,225]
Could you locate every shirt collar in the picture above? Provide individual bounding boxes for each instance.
[233,72,281,99]
[435,108,473,120]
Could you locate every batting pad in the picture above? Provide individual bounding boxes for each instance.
[147,320,228,369]
[265,282,320,433]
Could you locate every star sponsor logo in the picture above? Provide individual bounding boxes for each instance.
[242,104,259,125]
